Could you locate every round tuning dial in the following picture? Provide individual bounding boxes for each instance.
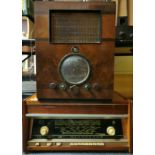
[40,126,49,136]
[106,126,116,136]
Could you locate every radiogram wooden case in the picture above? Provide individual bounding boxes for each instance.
[35,1,116,100]
[23,92,133,152]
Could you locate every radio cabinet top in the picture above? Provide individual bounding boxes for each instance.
[35,1,116,100]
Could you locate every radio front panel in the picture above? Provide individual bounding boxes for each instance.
[35,1,116,100]
[30,118,123,139]
[26,116,128,150]
[23,93,132,152]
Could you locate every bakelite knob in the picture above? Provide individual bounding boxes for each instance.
[35,142,40,146]
[83,84,91,91]
[71,47,79,53]
[59,83,67,90]
[49,83,57,89]
[46,142,52,146]
[106,126,116,136]
[56,142,62,146]
[40,126,49,136]
[92,83,101,91]
[70,85,80,96]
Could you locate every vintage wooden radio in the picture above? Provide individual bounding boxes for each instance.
[23,92,132,152]
[35,1,116,100]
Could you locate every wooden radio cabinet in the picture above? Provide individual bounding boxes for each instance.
[22,1,132,153]
[22,92,132,153]
[35,1,116,100]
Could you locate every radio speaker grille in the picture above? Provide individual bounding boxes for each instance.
[50,11,101,43]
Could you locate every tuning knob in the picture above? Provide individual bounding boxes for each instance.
[83,84,91,91]
[40,126,49,136]
[46,142,52,146]
[71,47,79,53]
[49,83,57,89]
[92,83,101,91]
[59,83,67,90]
[106,126,116,136]
[35,142,40,146]
[70,85,80,96]
[56,142,62,146]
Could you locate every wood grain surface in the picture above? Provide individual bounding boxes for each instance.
[35,1,116,100]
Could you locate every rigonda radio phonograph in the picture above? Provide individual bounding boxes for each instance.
[35,1,116,101]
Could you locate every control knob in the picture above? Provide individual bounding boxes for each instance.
[59,83,67,90]
[40,126,49,136]
[35,142,40,146]
[46,142,52,146]
[92,83,101,91]
[83,83,91,91]
[70,85,80,95]
[106,126,116,136]
[71,47,79,53]
[49,83,57,89]
[56,142,62,146]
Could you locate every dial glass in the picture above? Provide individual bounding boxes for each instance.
[59,54,91,85]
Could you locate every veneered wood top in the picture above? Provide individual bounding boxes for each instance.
[34,1,116,14]
[24,91,128,105]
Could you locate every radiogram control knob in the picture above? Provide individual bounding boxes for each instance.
[49,83,57,89]
[71,47,79,53]
[83,84,91,90]
[46,142,52,146]
[92,83,101,91]
[56,142,62,146]
[35,142,40,146]
[70,85,80,96]
[59,83,67,90]
[106,126,116,136]
[40,126,49,136]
